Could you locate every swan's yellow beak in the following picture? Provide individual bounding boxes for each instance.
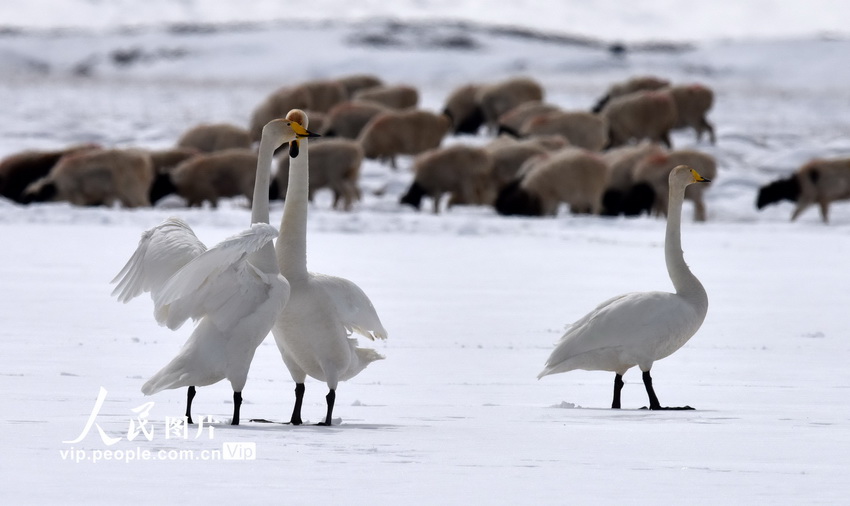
[290,121,321,139]
[691,168,711,183]
[288,121,320,158]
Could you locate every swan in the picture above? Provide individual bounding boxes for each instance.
[272,109,388,426]
[538,165,710,410]
[111,117,319,424]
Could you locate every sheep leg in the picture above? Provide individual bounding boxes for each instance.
[289,383,305,425]
[612,374,624,409]
[185,386,196,424]
[317,389,336,426]
[231,391,242,426]
[818,200,830,223]
[640,370,694,410]
[791,198,812,221]
[702,118,716,144]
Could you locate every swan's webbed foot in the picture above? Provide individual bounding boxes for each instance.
[318,389,336,426]
[639,371,693,411]
[640,404,695,411]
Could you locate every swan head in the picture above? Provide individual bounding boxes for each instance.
[284,109,320,158]
[261,109,320,157]
[670,164,711,189]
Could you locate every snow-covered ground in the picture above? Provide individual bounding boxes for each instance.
[1,2,849,504]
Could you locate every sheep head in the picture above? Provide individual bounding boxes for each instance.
[756,176,800,209]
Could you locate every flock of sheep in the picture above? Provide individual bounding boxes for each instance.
[1,72,848,222]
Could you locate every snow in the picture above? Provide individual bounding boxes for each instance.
[1,2,850,504]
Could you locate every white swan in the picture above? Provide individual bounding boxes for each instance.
[111,117,319,424]
[538,165,710,410]
[272,109,388,426]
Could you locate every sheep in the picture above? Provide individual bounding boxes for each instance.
[357,109,451,168]
[631,148,717,221]
[756,157,850,222]
[273,138,364,211]
[0,144,99,203]
[336,74,384,98]
[495,147,609,216]
[442,83,485,135]
[599,141,666,216]
[400,144,494,214]
[519,110,609,152]
[476,77,545,133]
[22,148,154,207]
[249,85,312,141]
[485,137,561,190]
[168,148,259,208]
[353,84,419,110]
[321,100,391,139]
[668,83,716,144]
[176,122,252,153]
[496,101,560,137]
[591,75,671,113]
[145,147,200,204]
[600,89,677,148]
[300,79,348,113]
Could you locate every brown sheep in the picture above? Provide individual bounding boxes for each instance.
[668,84,716,144]
[632,149,717,221]
[400,145,494,213]
[353,84,419,110]
[0,144,99,203]
[477,77,545,133]
[495,148,609,216]
[274,138,364,211]
[496,100,561,137]
[442,83,485,135]
[756,157,850,223]
[601,89,677,148]
[145,147,200,204]
[599,142,666,216]
[249,86,312,141]
[22,148,154,207]
[301,79,348,113]
[169,148,259,208]
[357,109,451,168]
[177,123,252,153]
[321,100,391,139]
[336,74,384,98]
[485,137,562,191]
[519,111,608,151]
[591,75,671,112]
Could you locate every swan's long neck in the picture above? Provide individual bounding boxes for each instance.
[277,140,309,282]
[252,135,275,225]
[665,182,707,308]
[248,132,278,274]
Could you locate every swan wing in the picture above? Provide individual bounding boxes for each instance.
[111,217,207,303]
[541,291,685,375]
[313,273,388,340]
[153,223,284,331]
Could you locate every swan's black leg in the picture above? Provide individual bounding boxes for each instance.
[231,392,242,425]
[185,386,196,424]
[318,389,336,426]
[289,383,305,425]
[612,374,624,409]
[641,370,694,410]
